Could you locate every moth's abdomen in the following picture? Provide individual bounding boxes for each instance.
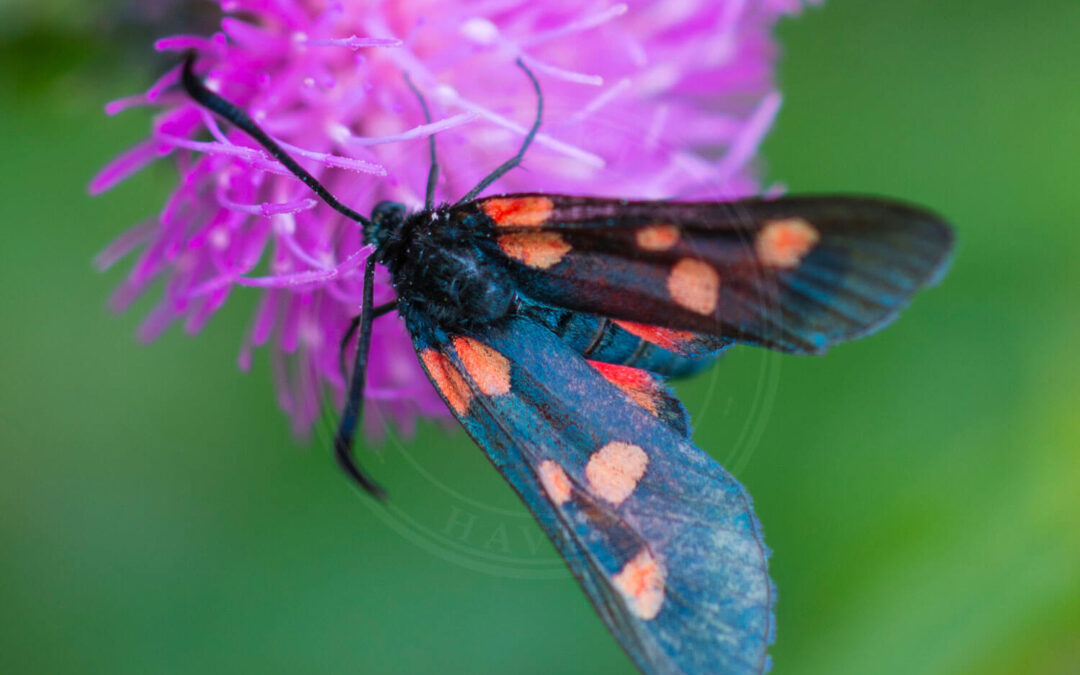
[523,305,727,378]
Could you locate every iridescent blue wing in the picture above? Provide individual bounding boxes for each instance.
[466,194,953,354]
[411,316,774,675]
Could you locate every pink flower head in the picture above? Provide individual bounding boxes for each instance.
[94,0,814,437]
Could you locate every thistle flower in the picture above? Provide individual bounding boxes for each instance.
[93,0,813,437]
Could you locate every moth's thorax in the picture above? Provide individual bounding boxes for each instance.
[367,204,517,330]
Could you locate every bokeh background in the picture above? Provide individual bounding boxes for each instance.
[2,1,1078,673]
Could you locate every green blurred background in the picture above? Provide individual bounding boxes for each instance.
[2,1,1078,673]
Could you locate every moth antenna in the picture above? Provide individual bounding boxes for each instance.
[338,301,398,386]
[456,58,543,204]
[403,72,440,211]
[180,52,372,227]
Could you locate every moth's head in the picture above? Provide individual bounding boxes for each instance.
[365,200,407,254]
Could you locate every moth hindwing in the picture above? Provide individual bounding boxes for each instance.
[412,317,775,675]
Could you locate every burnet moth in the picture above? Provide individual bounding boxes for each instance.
[181,53,953,675]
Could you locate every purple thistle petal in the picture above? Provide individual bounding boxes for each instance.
[185,286,231,334]
[518,55,605,87]
[95,0,811,437]
[218,196,318,217]
[713,90,782,190]
[88,140,169,195]
[269,137,386,175]
[105,94,151,116]
[145,63,183,103]
[94,220,157,272]
[235,267,339,289]
[251,289,279,347]
[221,17,288,50]
[339,112,478,147]
[521,4,630,46]
[154,33,228,53]
[299,35,404,50]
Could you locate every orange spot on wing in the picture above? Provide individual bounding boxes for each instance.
[613,320,697,353]
[635,224,680,251]
[588,361,660,415]
[497,231,572,269]
[538,460,572,506]
[613,549,666,620]
[667,258,719,315]
[481,196,554,228]
[585,441,648,506]
[420,348,472,416]
[756,217,820,268]
[452,336,512,396]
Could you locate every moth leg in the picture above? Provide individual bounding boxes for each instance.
[333,258,389,500]
[186,51,390,496]
[338,301,398,384]
[456,58,542,204]
[403,72,440,211]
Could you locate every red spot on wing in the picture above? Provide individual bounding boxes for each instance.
[636,224,680,251]
[538,460,572,505]
[481,196,554,228]
[613,548,666,620]
[667,258,719,315]
[420,348,472,416]
[613,320,699,353]
[452,336,512,396]
[756,218,820,268]
[585,441,648,506]
[589,360,661,415]
[497,231,572,269]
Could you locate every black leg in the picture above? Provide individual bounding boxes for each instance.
[456,58,543,205]
[403,72,439,211]
[338,301,397,384]
[333,257,388,500]
[181,52,371,227]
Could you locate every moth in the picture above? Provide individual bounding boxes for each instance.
[181,54,953,674]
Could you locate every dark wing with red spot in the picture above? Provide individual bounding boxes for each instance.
[587,360,691,436]
[410,316,774,675]
[467,194,953,354]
